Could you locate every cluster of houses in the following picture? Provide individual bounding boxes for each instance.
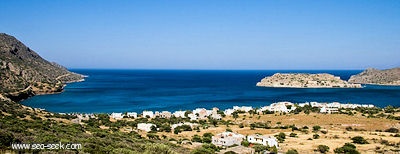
[107,101,375,121]
[211,131,279,148]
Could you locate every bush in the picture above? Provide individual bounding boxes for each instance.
[385,127,399,133]
[316,145,330,153]
[286,149,298,154]
[191,135,202,143]
[253,145,268,153]
[334,143,360,154]
[241,140,250,147]
[289,133,297,137]
[313,134,320,139]
[351,136,369,144]
[313,125,321,132]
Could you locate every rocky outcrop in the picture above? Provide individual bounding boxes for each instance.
[348,67,400,85]
[257,73,362,88]
[0,33,84,101]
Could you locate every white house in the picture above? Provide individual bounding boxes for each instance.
[188,113,198,121]
[247,134,278,147]
[210,113,222,120]
[171,122,199,130]
[320,106,339,114]
[160,111,172,119]
[224,109,235,116]
[137,123,156,132]
[173,111,186,118]
[233,106,253,112]
[111,112,123,120]
[212,132,245,147]
[127,112,137,118]
[298,102,309,107]
[142,111,154,118]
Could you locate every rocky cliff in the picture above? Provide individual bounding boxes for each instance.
[257,73,362,88]
[0,33,84,101]
[348,68,400,85]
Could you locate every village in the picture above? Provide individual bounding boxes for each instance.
[58,101,400,154]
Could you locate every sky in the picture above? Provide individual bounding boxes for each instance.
[0,0,399,70]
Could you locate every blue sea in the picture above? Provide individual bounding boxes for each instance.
[21,70,400,113]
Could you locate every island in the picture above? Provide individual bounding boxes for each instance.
[256,73,362,88]
[348,68,400,86]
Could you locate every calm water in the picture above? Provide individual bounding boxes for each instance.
[22,70,400,113]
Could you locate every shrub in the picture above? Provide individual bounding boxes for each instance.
[313,125,321,132]
[289,133,297,137]
[316,145,330,153]
[334,143,360,154]
[241,140,250,147]
[286,149,298,154]
[313,134,320,139]
[351,136,369,144]
[385,127,399,133]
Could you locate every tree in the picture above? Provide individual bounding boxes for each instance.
[316,145,330,153]
[351,136,369,144]
[232,112,239,120]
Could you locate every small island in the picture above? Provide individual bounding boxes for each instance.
[257,73,362,88]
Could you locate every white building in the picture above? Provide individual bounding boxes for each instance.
[127,112,137,118]
[171,122,199,130]
[298,102,309,107]
[188,113,198,121]
[320,106,339,114]
[111,112,123,120]
[137,123,156,132]
[233,106,253,112]
[224,109,235,116]
[212,132,245,147]
[160,111,172,119]
[173,111,186,118]
[142,111,154,118]
[210,113,222,120]
[247,134,278,147]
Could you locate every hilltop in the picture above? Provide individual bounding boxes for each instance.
[0,33,83,101]
[256,73,362,88]
[348,68,400,85]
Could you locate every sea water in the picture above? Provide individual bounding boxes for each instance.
[21,69,400,113]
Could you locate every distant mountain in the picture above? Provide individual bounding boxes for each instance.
[0,33,83,101]
[348,67,400,85]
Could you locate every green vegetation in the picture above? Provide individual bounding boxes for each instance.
[286,149,299,154]
[334,143,360,154]
[0,100,189,153]
[316,145,330,153]
[351,136,369,144]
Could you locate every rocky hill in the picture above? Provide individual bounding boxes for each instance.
[257,73,362,88]
[348,68,400,85]
[0,33,83,101]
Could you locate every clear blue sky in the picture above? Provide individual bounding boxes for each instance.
[1,0,399,70]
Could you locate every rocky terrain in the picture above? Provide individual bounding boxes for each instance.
[257,73,362,88]
[348,68,400,85]
[0,33,83,101]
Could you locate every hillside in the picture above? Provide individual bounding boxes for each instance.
[256,73,362,88]
[0,33,83,101]
[348,68,400,85]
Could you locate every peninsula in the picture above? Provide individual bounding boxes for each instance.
[256,73,362,88]
[349,68,400,86]
[0,33,84,101]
